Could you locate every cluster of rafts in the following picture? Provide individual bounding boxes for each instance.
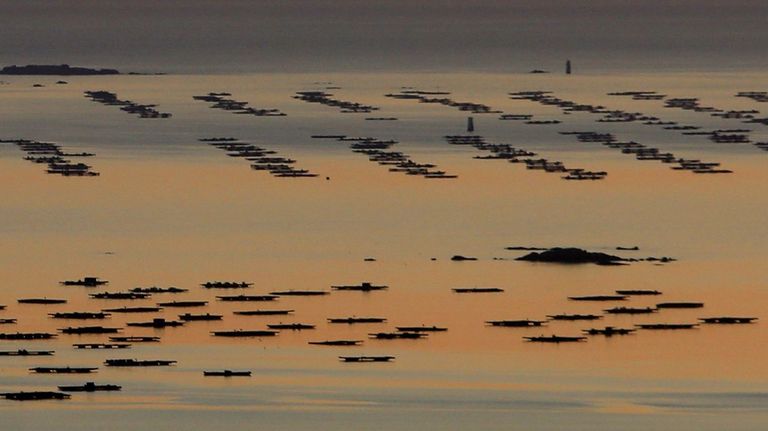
[444,135,606,180]
[311,134,456,179]
[201,137,317,178]
[514,90,697,130]
[606,91,666,101]
[386,88,563,122]
[385,89,502,114]
[512,90,753,149]
[563,132,732,174]
[498,113,561,124]
[0,274,760,399]
[294,91,378,113]
[0,278,422,400]
[609,91,768,150]
[84,90,171,119]
[0,138,98,176]
[192,92,286,116]
[508,91,735,172]
[462,287,757,343]
[737,91,768,103]
[663,96,768,125]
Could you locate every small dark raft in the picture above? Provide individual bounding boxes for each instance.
[203,370,252,377]
[524,335,587,343]
[339,356,394,362]
[58,382,121,392]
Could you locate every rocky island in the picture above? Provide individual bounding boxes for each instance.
[515,247,626,265]
[0,64,119,75]
[514,247,675,265]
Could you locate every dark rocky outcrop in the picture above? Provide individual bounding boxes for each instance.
[451,255,478,261]
[0,64,119,75]
[515,247,625,265]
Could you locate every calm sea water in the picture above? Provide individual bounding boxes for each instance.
[0,72,767,430]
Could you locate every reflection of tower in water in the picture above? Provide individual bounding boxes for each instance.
[566,59,572,74]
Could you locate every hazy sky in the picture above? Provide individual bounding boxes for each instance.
[1,0,767,73]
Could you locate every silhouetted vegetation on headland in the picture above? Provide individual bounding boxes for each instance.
[0,64,119,75]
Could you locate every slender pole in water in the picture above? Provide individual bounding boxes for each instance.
[467,116,475,132]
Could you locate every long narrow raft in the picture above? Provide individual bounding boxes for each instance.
[583,327,636,336]
[61,277,108,287]
[524,335,587,343]
[127,318,184,328]
[90,292,150,300]
[217,295,277,302]
[331,282,388,292]
[74,343,130,349]
[0,349,54,356]
[308,340,363,346]
[339,356,395,362]
[104,359,176,367]
[635,323,699,330]
[157,301,208,307]
[486,320,545,327]
[50,312,110,319]
[203,370,252,377]
[59,326,122,334]
[58,382,121,392]
[2,391,71,401]
[546,314,602,321]
[109,336,160,343]
[18,298,67,305]
[0,332,57,340]
[130,286,187,294]
[30,367,98,374]
[656,302,704,309]
[699,317,757,324]
[453,287,504,293]
[211,330,279,337]
[604,307,657,314]
[615,289,662,296]
[369,332,427,339]
[201,281,253,289]
[179,313,222,321]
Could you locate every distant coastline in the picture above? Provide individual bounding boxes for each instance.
[0,64,119,75]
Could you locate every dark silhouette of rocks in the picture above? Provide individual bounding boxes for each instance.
[516,248,625,265]
[451,255,478,261]
[0,64,119,75]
